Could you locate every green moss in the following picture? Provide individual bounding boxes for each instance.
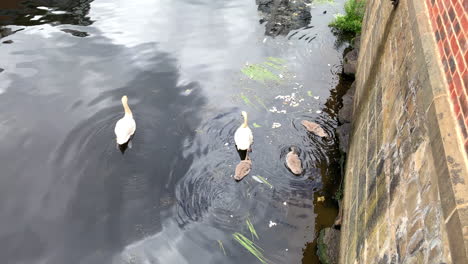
[329,0,366,34]
[317,229,330,264]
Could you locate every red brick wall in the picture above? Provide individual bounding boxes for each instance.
[425,0,468,152]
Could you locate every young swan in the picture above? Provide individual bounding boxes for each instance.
[234,154,252,181]
[114,95,136,145]
[286,147,303,175]
[234,111,253,151]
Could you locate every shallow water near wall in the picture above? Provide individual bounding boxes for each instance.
[0,0,349,263]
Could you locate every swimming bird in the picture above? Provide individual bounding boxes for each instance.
[234,154,252,181]
[234,111,253,151]
[114,95,136,145]
[286,147,303,175]
[301,120,328,138]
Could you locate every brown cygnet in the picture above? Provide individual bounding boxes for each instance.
[301,120,328,138]
[234,156,252,181]
[286,147,303,175]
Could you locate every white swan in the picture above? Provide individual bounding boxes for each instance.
[114,95,136,145]
[234,111,253,151]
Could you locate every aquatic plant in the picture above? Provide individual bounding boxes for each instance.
[329,0,366,34]
[232,233,268,264]
[253,175,273,188]
[241,57,286,83]
[217,240,227,256]
[246,217,259,240]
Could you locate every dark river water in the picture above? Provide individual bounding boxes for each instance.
[0,0,351,263]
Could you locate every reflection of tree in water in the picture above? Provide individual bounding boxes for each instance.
[0,33,206,263]
[0,0,93,26]
[256,0,312,36]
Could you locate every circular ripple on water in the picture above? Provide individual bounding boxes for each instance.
[176,110,274,231]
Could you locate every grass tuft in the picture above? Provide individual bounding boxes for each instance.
[329,0,366,34]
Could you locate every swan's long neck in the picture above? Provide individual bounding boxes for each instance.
[122,99,132,117]
[241,113,248,128]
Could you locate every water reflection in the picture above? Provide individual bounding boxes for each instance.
[0,0,93,26]
[256,0,312,36]
[0,0,349,263]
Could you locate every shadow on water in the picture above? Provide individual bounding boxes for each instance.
[301,71,354,263]
[45,64,206,263]
[0,22,206,264]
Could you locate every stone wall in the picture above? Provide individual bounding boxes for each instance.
[340,0,468,263]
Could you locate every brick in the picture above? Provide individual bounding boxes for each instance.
[458,113,468,138]
[432,4,439,18]
[455,2,464,17]
[455,52,466,73]
[453,18,461,35]
[463,67,468,89]
[448,56,457,73]
[454,97,461,115]
[461,15,468,36]
[453,72,464,96]
[458,32,467,54]
[443,12,452,36]
[451,86,457,101]
[459,90,468,117]
[438,40,445,56]
[437,15,443,32]
[444,40,451,57]
[448,6,456,22]
[450,35,460,56]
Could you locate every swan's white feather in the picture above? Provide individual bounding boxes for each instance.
[115,115,136,145]
[234,126,253,150]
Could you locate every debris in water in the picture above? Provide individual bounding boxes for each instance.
[183,89,192,95]
[314,96,320,100]
[252,175,263,183]
[316,110,322,114]
[272,122,282,128]
[301,120,328,137]
[278,74,284,79]
[230,215,234,218]
[253,175,273,188]
[283,202,287,205]
[253,123,262,128]
[268,221,277,228]
[285,248,289,251]
[317,196,325,202]
[263,37,267,43]
[217,240,227,256]
[269,106,287,114]
[246,217,259,240]
[307,91,313,97]
[274,92,303,107]
[225,143,229,146]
